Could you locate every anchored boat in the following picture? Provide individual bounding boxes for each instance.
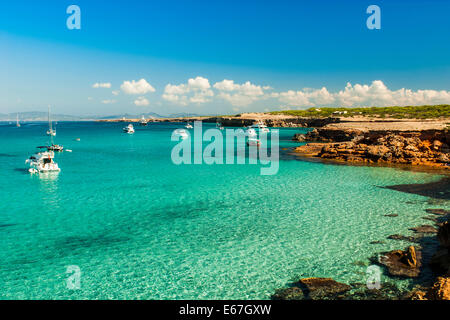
[26,148,60,174]
[46,106,56,136]
[123,124,135,134]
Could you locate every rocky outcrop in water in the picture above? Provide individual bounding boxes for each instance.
[378,246,422,277]
[294,128,450,168]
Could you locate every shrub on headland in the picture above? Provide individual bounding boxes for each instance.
[269,105,450,119]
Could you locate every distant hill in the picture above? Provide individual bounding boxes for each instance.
[0,111,223,121]
[0,111,165,121]
[0,112,88,121]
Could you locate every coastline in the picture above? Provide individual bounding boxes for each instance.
[275,117,450,300]
[271,176,449,300]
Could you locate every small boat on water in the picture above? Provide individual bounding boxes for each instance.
[16,113,21,128]
[46,106,56,136]
[185,122,193,129]
[139,116,148,126]
[123,124,135,134]
[174,128,189,140]
[26,148,61,173]
[250,121,269,133]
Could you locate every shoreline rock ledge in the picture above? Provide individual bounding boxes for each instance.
[294,127,450,168]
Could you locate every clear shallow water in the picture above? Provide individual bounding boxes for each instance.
[0,121,448,299]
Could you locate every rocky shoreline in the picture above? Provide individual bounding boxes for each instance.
[293,127,450,169]
[272,208,450,300]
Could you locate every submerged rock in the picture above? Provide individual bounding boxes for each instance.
[271,287,305,300]
[387,234,421,243]
[378,246,422,278]
[384,214,399,217]
[426,208,450,216]
[272,277,351,300]
[410,225,438,234]
[297,277,351,300]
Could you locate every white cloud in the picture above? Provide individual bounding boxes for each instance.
[162,76,213,105]
[101,99,116,104]
[134,96,150,106]
[213,80,268,106]
[121,79,155,95]
[277,80,450,107]
[92,82,111,88]
[112,90,120,96]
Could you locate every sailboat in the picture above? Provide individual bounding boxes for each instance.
[16,113,21,127]
[46,106,56,136]
[139,116,148,126]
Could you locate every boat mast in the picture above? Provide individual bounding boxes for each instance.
[48,105,52,132]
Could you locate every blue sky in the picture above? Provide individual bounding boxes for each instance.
[1,0,450,116]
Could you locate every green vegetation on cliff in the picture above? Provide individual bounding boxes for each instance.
[269,105,450,119]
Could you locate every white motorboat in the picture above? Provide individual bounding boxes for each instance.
[26,149,60,173]
[174,128,189,140]
[123,124,135,134]
[250,121,269,133]
[46,106,56,136]
[185,122,193,129]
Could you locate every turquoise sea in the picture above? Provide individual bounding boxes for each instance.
[0,121,448,299]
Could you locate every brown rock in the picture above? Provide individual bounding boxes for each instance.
[410,225,438,234]
[427,277,450,300]
[378,246,422,277]
[425,208,450,216]
[409,290,428,300]
[401,246,417,267]
[432,140,443,151]
[297,277,351,300]
[271,287,305,300]
[387,234,421,243]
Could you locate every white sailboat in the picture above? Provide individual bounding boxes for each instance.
[16,113,21,127]
[46,106,56,136]
[139,116,148,126]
